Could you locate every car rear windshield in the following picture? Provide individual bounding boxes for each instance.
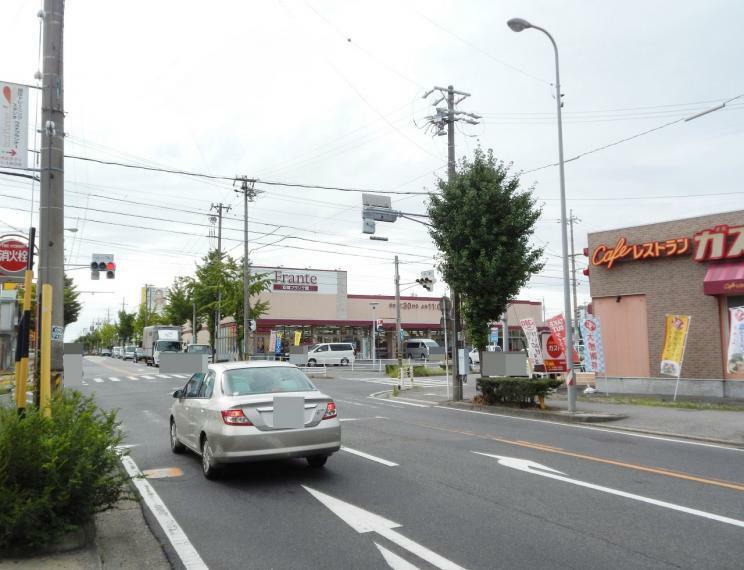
[187,345,210,353]
[223,367,315,396]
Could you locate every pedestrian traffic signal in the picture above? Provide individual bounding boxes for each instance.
[106,262,116,279]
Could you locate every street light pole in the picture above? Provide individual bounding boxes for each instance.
[508,17,576,412]
[370,302,379,366]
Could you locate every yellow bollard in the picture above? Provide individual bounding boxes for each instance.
[14,269,33,411]
[40,284,52,417]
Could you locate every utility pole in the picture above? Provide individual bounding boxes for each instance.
[394,256,402,373]
[192,302,197,345]
[421,85,479,401]
[569,210,580,330]
[38,0,65,393]
[210,203,231,361]
[235,177,259,359]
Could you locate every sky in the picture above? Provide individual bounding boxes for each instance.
[1,0,742,341]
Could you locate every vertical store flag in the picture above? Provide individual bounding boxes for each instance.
[726,307,744,374]
[275,332,283,355]
[294,330,302,346]
[578,314,606,373]
[519,318,544,365]
[546,314,568,355]
[660,315,691,377]
[269,331,277,357]
[0,82,28,169]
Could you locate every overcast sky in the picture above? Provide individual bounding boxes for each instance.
[1,0,742,341]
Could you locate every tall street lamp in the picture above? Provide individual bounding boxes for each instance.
[369,302,379,364]
[507,17,577,412]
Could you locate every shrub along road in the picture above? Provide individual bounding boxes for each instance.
[78,357,744,569]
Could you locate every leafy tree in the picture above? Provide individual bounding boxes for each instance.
[116,310,136,344]
[428,147,544,351]
[63,275,82,326]
[97,323,118,348]
[132,302,162,341]
[163,276,195,327]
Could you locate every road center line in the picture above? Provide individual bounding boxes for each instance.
[417,423,744,492]
[120,455,207,569]
[341,446,398,467]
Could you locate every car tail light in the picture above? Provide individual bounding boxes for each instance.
[322,401,337,420]
[221,409,253,426]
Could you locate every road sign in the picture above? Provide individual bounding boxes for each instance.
[51,325,64,342]
[248,319,257,332]
[0,82,29,169]
[0,238,28,275]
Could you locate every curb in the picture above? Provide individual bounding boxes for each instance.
[582,423,744,449]
[441,400,627,423]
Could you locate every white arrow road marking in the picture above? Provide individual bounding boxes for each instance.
[375,543,421,570]
[302,486,467,570]
[473,452,744,528]
[341,446,398,467]
[120,455,207,569]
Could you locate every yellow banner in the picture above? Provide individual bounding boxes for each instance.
[294,331,302,346]
[660,315,691,377]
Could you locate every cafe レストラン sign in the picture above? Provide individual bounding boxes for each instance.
[591,224,744,269]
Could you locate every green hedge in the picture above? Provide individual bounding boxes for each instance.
[0,390,130,553]
[477,376,563,406]
[385,364,447,378]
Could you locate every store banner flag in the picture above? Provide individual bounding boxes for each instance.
[519,318,543,365]
[578,314,606,373]
[546,314,568,354]
[726,307,744,374]
[0,81,29,169]
[269,331,277,356]
[293,330,302,346]
[275,332,283,355]
[660,315,691,377]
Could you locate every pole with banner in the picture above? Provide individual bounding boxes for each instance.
[660,314,691,401]
[726,307,744,375]
[0,81,29,170]
[519,318,543,377]
[578,312,607,393]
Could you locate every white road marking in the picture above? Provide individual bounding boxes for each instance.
[93,377,104,383]
[341,446,398,467]
[109,377,121,382]
[387,399,429,408]
[81,380,88,386]
[439,406,744,453]
[375,543,421,570]
[140,375,156,380]
[473,452,744,528]
[127,376,139,380]
[374,401,405,409]
[171,373,189,378]
[335,398,370,407]
[120,455,207,569]
[156,374,171,379]
[339,418,360,422]
[303,486,465,570]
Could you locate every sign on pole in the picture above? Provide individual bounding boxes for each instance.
[0,82,29,169]
[519,318,543,366]
[660,315,691,378]
[578,314,606,373]
[0,237,28,280]
[489,326,499,346]
[726,307,744,374]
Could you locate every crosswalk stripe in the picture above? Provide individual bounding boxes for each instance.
[140,375,156,380]
[110,377,121,382]
[171,373,189,378]
[128,376,139,381]
[93,378,104,383]
[156,374,171,379]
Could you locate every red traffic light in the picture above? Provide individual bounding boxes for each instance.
[106,262,116,271]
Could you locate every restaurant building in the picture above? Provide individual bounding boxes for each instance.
[587,209,744,398]
[211,265,544,359]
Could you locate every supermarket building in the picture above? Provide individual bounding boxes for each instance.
[587,209,744,398]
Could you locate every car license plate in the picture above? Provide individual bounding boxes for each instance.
[273,396,305,429]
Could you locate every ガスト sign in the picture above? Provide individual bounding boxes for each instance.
[591,224,744,269]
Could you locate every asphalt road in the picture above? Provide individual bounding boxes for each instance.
[78,356,744,569]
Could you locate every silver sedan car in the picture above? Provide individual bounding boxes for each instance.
[169,361,341,479]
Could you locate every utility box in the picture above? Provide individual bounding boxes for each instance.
[289,345,309,366]
[481,351,529,377]
[63,343,83,385]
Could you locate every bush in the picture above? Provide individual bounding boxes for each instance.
[0,390,130,553]
[385,364,447,378]
[477,376,563,406]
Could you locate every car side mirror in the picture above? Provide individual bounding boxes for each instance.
[172,389,182,398]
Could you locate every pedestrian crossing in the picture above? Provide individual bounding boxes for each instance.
[338,376,450,389]
[85,373,191,385]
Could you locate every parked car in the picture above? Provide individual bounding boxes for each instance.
[100,348,112,357]
[185,343,213,363]
[123,346,136,360]
[306,342,355,366]
[169,361,341,479]
[403,338,439,359]
[134,347,145,363]
[468,345,502,365]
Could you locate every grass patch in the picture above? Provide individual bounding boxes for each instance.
[580,395,744,412]
[385,364,447,378]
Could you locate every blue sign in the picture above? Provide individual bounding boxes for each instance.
[489,328,499,344]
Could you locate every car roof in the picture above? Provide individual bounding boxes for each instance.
[208,360,298,373]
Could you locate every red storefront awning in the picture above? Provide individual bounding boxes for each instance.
[703,261,744,295]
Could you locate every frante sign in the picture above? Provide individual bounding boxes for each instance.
[254,267,340,295]
[591,224,744,269]
[272,270,319,292]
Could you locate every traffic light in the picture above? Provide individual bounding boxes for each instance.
[415,277,434,291]
[91,254,114,280]
[105,261,116,279]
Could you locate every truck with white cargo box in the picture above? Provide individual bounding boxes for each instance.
[142,325,182,367]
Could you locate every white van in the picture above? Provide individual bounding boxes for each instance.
[306,342,356,366]
[403,338,439,359]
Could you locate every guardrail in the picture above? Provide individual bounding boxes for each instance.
[297,365,328,376]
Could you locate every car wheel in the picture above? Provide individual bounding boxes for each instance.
[170,419,185,454]
[201,437,220,480]
[406,353,413,359]
[340,358,349,366]
[307,359,317,367]
[307,455,328,468]
[469,358,473,365]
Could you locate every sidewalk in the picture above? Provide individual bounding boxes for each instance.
[389,376,744,447]
[0,498,171,569]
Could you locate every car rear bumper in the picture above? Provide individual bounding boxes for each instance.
[210,421,341,463]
